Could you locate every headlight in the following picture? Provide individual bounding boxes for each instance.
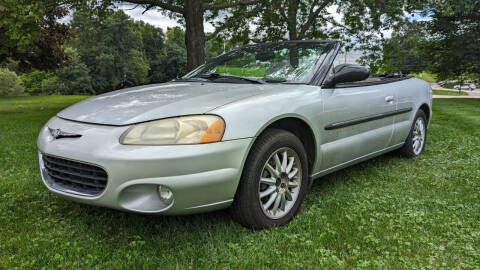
[120,115,225,145]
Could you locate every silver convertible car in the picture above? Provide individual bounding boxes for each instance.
[38,40,432,229]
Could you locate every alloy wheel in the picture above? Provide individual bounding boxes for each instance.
[412,117,425,155]
[258,147,302,219]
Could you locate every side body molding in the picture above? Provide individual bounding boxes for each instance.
[324,108,413,130]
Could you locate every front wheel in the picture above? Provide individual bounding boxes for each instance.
[230,129,309,229]
[398,110,427,158]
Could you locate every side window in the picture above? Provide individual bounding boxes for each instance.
[333,50,365,67]
[324,49,372,87]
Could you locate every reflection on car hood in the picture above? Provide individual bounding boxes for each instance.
[57,82,272,125]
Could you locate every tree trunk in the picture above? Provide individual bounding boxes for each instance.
[287,0,299,40]
[287,0,299,67]
[184,0,206,71]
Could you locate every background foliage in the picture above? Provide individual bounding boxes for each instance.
[0,68,24,96]
[0,0,479,95]
[0,0,71,71]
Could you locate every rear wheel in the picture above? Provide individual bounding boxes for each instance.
[230,129,309,229]
[398,110,427,158]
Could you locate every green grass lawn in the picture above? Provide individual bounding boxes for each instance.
[217,66,266,77]
[410,71,437,83]
[1,96,479,269]
[433,89,469,96]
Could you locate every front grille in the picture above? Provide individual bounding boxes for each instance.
[42,155,108,196]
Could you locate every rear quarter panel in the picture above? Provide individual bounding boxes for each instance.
[392,78,432,145]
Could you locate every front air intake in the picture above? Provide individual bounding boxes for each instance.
[42,154,108,196]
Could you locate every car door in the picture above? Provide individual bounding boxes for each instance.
[318,83,397,171]
[391,79,417,145]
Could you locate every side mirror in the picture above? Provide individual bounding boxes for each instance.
[323,64,370,88]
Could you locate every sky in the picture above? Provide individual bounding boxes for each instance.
[116,3,216,32]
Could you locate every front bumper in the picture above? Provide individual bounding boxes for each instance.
[38,117,253,214]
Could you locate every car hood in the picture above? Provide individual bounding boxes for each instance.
[57,82,272,126]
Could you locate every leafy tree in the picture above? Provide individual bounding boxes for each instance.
[0,68,25,96]
[138,21,165,61]
[0,58,21,74]
[423,0,479,80]
[225,0,424,43]
[380,22,430,74]
[55,48,94,95]
[125,49,150,86]
[69,9,153,93]
[0,1,71,71]
[137,22,166,83]
[118,0,262,71]
[35,48,93,95]
[205,35,239,59]
[40,76,67,95]
[93,52,119,91]
[220,0,427,71]
[20,70,53,95]
[150,27,187,82]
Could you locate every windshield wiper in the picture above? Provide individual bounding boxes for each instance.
[196,73,267,84]
[172,77,208,82]
[265,79,287,83]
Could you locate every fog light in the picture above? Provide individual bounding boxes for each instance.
[158,185,173,205]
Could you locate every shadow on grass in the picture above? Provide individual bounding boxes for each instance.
[309,150,402,189]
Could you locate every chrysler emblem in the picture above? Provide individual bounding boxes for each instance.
[48,127,82,139]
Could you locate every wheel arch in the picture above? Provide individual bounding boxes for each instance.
[252,115,317,174]
[418,103,431,125]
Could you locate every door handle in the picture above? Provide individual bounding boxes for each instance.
[385,96,395,103]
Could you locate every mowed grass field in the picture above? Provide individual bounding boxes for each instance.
[1,96,479,269]
[433,89,469,96]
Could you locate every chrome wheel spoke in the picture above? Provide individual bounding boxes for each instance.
[413,140,419,150]
[288,168,298,179]
[280,193,286,211]
[274,154,282,173]
[265,164,279,178]
[288,181,298,188]
[263,192,277,209]
[281,151,288,172]
[285,157,294,173]
[271,193,282,214]
[260,186,276,198]
[261,177,276,186]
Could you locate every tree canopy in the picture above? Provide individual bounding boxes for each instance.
[1,0,479,96]
[422,0,480,80]
[0,0,71,71]
[9,8,188,95]
[223,0,425,44]
[69,9,163,93]
[115,0,262,70]
[380,22,430,74]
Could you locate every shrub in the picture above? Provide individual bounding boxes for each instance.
[20,70,53,95]
[41,76,67,95]
[0,68,25,96]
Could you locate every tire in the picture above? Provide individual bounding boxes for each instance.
[230,129,309,229]
[398,110,427,158]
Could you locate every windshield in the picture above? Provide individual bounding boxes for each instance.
[183,41,332,84]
